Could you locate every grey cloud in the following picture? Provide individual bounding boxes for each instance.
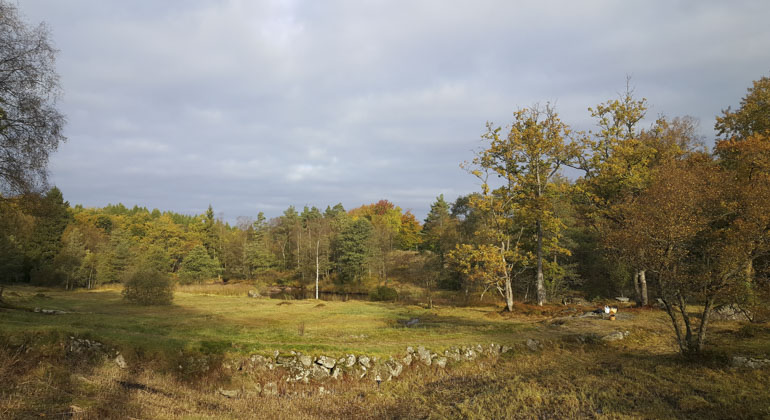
[19,0,770,222]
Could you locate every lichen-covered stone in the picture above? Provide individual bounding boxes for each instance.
[299,355,313,368]
[358,355,371,368]
[114,354,127,369]
[345,354,357,368]
[601,331,630,342]
[276,354,295,365]
[310,364,330,380]
[732,356,770,369]
[218,388,240,398]
[402,353,413,366]
[526,339,542,352]
[417,346,432,366]
[385,358,403,379]
[316,355,336,369]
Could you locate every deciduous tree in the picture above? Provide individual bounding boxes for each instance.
[716,75,770,141]
[0,1,66,194]
[469,104,572,306]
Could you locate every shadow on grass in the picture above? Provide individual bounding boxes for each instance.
[0,334,145,419]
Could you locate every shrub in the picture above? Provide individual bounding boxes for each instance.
[122,269,174,305]
[370,285,398,302]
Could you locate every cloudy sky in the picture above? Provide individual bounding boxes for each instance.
[19,0,770,222]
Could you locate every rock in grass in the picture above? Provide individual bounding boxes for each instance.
[358,355,371,369]
[250,354,268,366]
[615,297,630,303]
[526,339,542,352]
[435,357,447,369]
[385,359,403,379]
[712,305,751,321]
[311,364,330,380]
[487,343,501,356]
[417,346,432,366]
[462,347,477,360]
[732,356,770,369]
[601,331,630,342]
[35,307,67,315]
[316,355,336,369]
[402,353,413,366]
[298,355,313,368]
[218,388,240,398]
[276,354,296,366]
[345,354,357,368]
[444,347,462,362]
[114,354,128,369]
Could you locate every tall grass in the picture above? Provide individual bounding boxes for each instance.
[176,282,257,296]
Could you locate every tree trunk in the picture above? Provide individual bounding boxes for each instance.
[677,294,694,353]
[661,297,688,354]
[535,219,546,306]
[639,270,648,306]
[315,239,320,300]
[695,296,715,352]
[499,241,515,311]
[633,270,641,305]
[504,275,514,312]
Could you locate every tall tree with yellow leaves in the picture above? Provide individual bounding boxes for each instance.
[464,104,572,306]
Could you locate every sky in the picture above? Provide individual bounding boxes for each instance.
[18,0,770,222]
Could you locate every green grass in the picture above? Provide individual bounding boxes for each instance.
[1,285,770,419]
[0,285,533,358]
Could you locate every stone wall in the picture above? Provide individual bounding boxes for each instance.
[234,343,512,385]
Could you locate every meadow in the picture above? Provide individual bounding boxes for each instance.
[1,284,769,419]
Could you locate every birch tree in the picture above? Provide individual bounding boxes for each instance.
[0,1,66,194]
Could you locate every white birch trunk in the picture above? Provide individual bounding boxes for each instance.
[315,239,320,300]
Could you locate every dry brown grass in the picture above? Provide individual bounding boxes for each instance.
[176,281,258,297]
[3,337,769,419]
[1,285,769,419]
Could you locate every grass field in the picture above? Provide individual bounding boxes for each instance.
[1,284,769,419]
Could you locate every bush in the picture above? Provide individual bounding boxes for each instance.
[122,269,174,305]
[370,285,398,302]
